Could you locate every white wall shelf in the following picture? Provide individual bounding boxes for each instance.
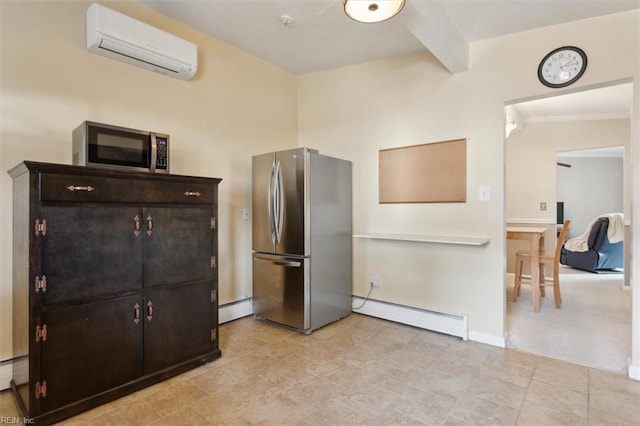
[353,233,490,246]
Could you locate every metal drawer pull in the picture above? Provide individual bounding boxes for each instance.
[147,301,154,321]
[134,215,141,237]
[66,185,94,192]
[184,191,201,197]
[134,303,141,324]
[146,215,153,236]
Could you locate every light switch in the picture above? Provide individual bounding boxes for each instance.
[479,186,490,201]
[242,208,250,220]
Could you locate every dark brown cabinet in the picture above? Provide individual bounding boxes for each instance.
[9,162,222,425]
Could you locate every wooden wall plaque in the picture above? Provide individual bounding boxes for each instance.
[379,138,467,203]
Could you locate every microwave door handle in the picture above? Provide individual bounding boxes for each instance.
[149,133,158,173]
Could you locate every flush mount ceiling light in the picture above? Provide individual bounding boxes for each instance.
[343,0,405,23]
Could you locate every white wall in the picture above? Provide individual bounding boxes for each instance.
[0,0,298,362]
[298,11,640,350]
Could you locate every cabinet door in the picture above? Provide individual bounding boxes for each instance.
[143,207,214,287]
[40,295,143,411]
[143,282,217,373]
[40,206,143,304]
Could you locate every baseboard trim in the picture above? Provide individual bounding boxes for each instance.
[352,297,468,340]
[0,359,12,391]
[629,363,640,381]
[219,298,253,324]
[468,331,506,348]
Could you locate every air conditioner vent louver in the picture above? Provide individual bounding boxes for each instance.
[86,3,197,81]
[97,35,183,74]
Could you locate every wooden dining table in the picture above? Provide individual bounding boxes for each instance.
[506,226,547,312]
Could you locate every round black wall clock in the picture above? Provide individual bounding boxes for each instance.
[537,46,587,88]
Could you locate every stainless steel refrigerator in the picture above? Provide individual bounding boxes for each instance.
[252,147,352,334]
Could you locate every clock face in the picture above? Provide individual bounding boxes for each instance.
[538,46,587,88]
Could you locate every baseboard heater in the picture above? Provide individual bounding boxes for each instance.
[352,297,468,340]
[0,357,13,391]
[219,298,253,324]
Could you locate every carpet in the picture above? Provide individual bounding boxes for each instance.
[506,266,631,374]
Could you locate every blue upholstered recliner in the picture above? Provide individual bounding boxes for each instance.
[560,216,623,272]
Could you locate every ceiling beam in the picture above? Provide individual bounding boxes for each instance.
[400,1,469,74]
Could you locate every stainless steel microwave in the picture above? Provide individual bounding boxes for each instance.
[72,121,169,173]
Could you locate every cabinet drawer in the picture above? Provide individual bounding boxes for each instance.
[40,173,215,204]
[139,180,215,204]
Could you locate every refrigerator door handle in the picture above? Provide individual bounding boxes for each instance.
[275,160,285,244]
[268,161,276,244]
[272,161,280,244]
[272,260,301,267]
[254,255,301,268]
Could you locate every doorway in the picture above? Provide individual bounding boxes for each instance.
[504,82,633,374]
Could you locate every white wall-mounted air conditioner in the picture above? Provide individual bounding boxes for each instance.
[86,3,197,81]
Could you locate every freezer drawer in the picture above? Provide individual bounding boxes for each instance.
[252,253,309,331]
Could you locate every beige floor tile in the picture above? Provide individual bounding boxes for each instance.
[411,328,458,350]
[0,390,21,419]
[444,340,493,367]
[487,347,543,369]
[589,368,640,396]
[320,359,370,389]
[189,389,251,422]
[190,364,245,394]
[4,314,640,426]
[408,368,472,398]
[381,344,442,374]
[302,395,376,425]
[63,410,132,426]
[359,362,419,394]
[336,379,395,418]
[588,387,640,424]
[480,353,535,387]
[148,406,209,425]
[524,379,588,418]
[588,407,640,426]
[279,374,341,406]
[516,400,586,426]
[141,381,206,418]
[531,357,589,393]
[238,393,311,424]
[113,398,162,423]
[389,386,458,425]
[465,375,527,410]
[57,398,118,423]
[448,393,520,425]
[374,408,429,425]
[430,352,486,380]
[443,415,476,426]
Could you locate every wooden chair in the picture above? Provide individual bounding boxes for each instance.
[513,220,570,309]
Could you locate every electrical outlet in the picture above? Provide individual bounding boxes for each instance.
[540,202,547,211]
[371,276,380,288]
[242,208,250,220]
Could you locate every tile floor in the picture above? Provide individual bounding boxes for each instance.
[2,313,640,425]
